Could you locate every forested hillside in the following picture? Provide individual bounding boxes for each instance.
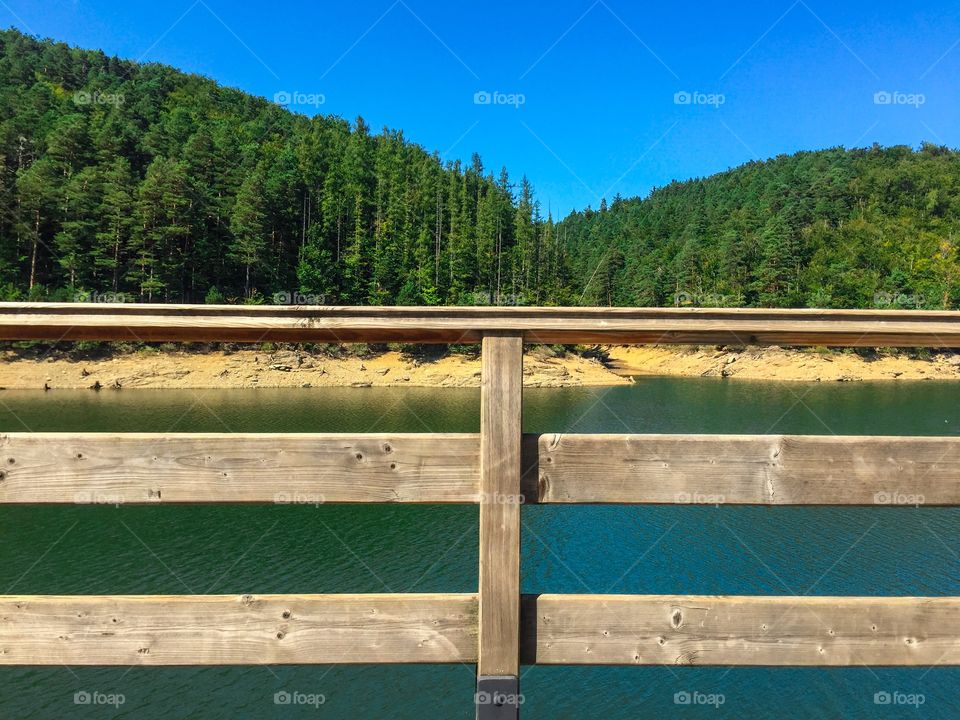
[0,29,570,305]
[1,28,958,310]
[564,145,960,309]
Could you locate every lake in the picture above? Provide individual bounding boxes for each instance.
[1,379,958,719]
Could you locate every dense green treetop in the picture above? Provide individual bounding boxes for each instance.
[564,145,960,310]
[0,28,566,306]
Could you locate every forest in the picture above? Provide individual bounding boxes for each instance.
[0,28,958,310]
[567,145,960,310]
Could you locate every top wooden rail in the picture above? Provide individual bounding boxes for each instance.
[2,302,960,345]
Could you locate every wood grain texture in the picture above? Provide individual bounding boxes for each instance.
[0,594,478,665]
[1,303,958,345]
[0,433,478,504]
[528,434,960,505]
[478,333,523,676]
[520,594,960,666]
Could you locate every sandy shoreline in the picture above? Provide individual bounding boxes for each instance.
[608,345,960,382]
[1,344,958,391]
[0,346,627,390]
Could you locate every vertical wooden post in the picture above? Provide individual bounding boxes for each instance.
[476,332,523,720]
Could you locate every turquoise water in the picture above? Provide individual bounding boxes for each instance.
[0,379,958,719]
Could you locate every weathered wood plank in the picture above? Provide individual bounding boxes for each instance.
[1,303,958,345]
[529,434,960,505]
[0,433,479,504]
[478,333,523,676]
[0,594,478,665]
[520,594,960,666]
[11,432,957,506]
[7,593,958,667]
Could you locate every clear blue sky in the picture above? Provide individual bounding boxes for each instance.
[9,0,960,216]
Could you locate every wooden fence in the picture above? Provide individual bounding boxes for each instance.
[1,303,960,718]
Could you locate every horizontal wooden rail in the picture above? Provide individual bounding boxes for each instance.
[520,594,960,666]
[5,593,957,667]
[2,303,960,345]
[0,594,478,665]
[526,434,960,504]
[0,433,479,504]
[4,432,960,506]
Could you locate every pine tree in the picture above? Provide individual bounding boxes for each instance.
[54,165,98,289]
[15,157,58,291]
[514,176,536,303]
[229,163,268,298]
[756,215,803,306]
[130,157,191,300]
[93,158,134,291]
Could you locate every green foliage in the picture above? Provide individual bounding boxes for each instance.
[204,286,224,304]
[560,144,960,309]
[1,29,957,311]
[0,30,568,306]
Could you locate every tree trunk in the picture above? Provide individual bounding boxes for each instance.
[29,210,39,290]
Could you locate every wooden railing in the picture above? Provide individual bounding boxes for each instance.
[2,303,960,718]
